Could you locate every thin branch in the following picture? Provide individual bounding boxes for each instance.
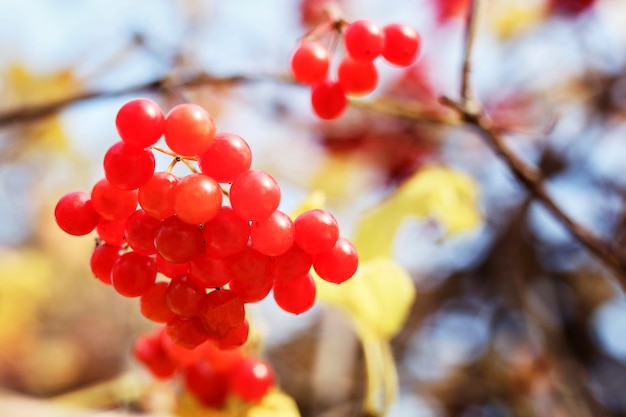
[437,0,626,283]
[0,72,287,127]
[460,0,481,105]
[445,98,626,280]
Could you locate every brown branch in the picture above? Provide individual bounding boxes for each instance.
[443,97,626,278]
[460,0,481,105]
[438,0,626,283]
[0,72,286,127]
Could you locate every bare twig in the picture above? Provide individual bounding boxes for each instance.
[438,0,626,282]
[0,72,286,127]
[460,0,481,106]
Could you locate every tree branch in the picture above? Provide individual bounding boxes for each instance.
[439,0,626,283]
[460,0,481,105]
[0,72,282,127]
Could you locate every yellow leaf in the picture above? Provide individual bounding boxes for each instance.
[354,165,481,261]
[488,0,545,39]
[0,250,56,346]
[315,258,415,340]
[176,389,300,417]
[310,153,381,200]
[1,63,79,107]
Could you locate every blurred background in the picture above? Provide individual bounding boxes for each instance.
[2,0,626,416]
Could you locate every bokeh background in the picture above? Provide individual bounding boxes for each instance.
[2,0,626,416]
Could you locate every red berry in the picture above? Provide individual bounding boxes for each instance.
[154,216,205,263]
[91,178,138,221]
[89,243,122,284]
[290,41,330,85]
[273,273,316,314]
[138,172,179,220]
[314,237,358,283]
[133,332,177,379]
[110,251,157,297]
[199,289,245,338]
[230,170,281,222]
[124,209,160,255]
[198,132,252,183]
[270,244,313,280]
[382,24,421,66]
[165,275,206,317]
[213,319,250,350]
[54,191,100,236]
[227,248,273,302]
[140,282,177,323]
[156,254,189,278]
[164,104,216,157]
[183,359,229,408]
[311,80,347,119]
[166,315,211,349]
[174,173,222,225]
[251,210,295,256]
[203,206,251,257]
[116,98,164,148]
[294,209,339,255]
[343,20,384,61]
[103,141,155,190]
[229,358,275,402]
[96,218,126,246]
[337,55,378,96]
[188,252,234,289]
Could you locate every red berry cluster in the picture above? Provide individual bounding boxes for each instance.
[290,19,421,119]
[133,326,275,407]
[54,98,359,349]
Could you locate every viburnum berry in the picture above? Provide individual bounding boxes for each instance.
[174,173,222,225]
[124,209,160,255]
[213,319,250,350]
[381,23,421,67]
[183,358,229,408]
[230,170,281,222]
[89,243,121,285]
[165,275,206,317]
[229,358,275,402]
[140,282,177,323]
[203,206,251,257]
[337,55,379,96]
[226,248,273,302]
[96,218,126,246]
[54,191,100,236]
[198,132,252,183]
[343,20,385,62]
[250,210,295,256]
[294,209,340,255]
[273,273,316,315]
[91,178,138,221]
[103,141,155,190]
[156,254,189,278]
[314,237,359,283]
[154,216,205,263]
[138,172,179,220]
[290,41,330,85]
[199,289,246,338]
[115,98,164,148]
[188,252,234,289]
[311,80,347,120]
[110,251,158,297]
[133,331,177,379]
[269,244,313,280]
[166,315,211,349]
[164,103,216,157]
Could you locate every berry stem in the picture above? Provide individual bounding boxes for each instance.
[181,158,199,174]
[164,157,179,173]
[151,145,178,157]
